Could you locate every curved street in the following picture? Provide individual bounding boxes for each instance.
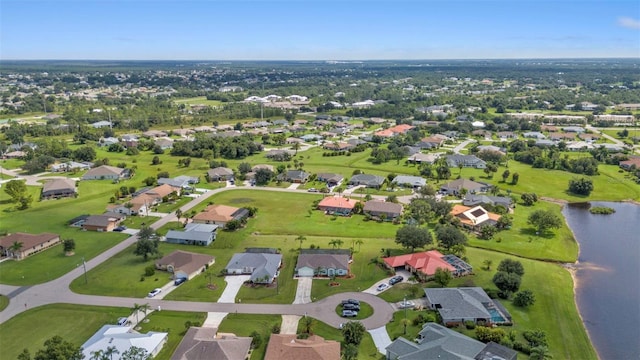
[0,185,398,330]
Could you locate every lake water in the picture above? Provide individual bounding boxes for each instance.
[563,202,640,360]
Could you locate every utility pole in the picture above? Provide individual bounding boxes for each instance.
[82,256,88,284]
[403,295,407,334]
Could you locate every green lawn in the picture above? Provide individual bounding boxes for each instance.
[172,96,223,107]
[386,309,439,341]
[0,295,9,311]
[0,304,130,359]
[378,283,424,303]
[468,201,579,262]
[137,310,207,360]
[218,313,281,360]
[297,319,383,360]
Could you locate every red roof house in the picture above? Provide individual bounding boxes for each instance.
[317,196,358,216]
[383,250,456,279]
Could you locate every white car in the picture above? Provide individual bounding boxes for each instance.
[376,283,390,292]
[148,288,162,298]
[398,300,415,309]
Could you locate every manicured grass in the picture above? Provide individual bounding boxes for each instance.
[354,187,413,197]
[218,313,281,360]
[154,196,192,213]
[447,247,597,360]
[0,295,9,311]
[468,201,579,262]
[0,304,130,360]
[136,310,206,360]
[335,301,374,320]
[386,309,439,341]
[378,283,424,303]
[120,214,162,229]
[296,318,383,360]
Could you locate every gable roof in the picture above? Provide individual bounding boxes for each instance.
[156,250,215,275]
[424,288,492,321]
[383,250,455,276]
[208,167,234,177]
[450,205,501,227]
[387,323,486,360]
[165,223,218,243]
[226,252,282,282]
[193,204,245,223]
[363,200,403,215]
[264,334,341,360]
[83,213,125,227]
[82,165,125,178]
[82,325,167,360]
[171,327,252,360]
[349,174,385,186]
[317,196,358,210]
[0,232,59,250]
[393,175,426,187]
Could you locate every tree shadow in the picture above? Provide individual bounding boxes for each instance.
[518,227,555,240]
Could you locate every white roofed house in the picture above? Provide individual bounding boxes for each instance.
[82,325,168,360]
[392,175,426,188]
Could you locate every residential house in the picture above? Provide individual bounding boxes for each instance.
[444,154,487,169]
[578,133,600,142]
[98,137,119,147]
[41,178,77,199]
[383,250,473,280]
[363,200,403,220]
[81,325,168,360]
[82,165,130,180]
[462,194,513,209]
[225,251,282,284]
[301,134,323,142]
[0,232,61,260]
[392,175,426,188]
[497,131,517,140]
[440,179,490,195]
[450,205,501,230]
[264,334,340,360]
[317,196,358,216]
[620,157,640,170]
[424,287,512,326]
[192,204,249,229]
[82,212,126,232]
[171,327,252,360]
[252,164,274,172]
[374,124,415,138]
[158,176,199,189]
[107,198,150,216]
[522,131,546,139]
[348,174,385,188]
[50,161,92,173]
[548,132,576,141]
[154,138,174,150]
[281,170,310,183]
[316,173,344,187]
[295,249,351,277]
[535,139,556,147]
[91,120,112,128]
[567,141,595,151]
[207,167,234,181]
[563,126,586,133]
[155,250,215,280]
[415,136,445,149]
[476,145,505,155]
[385,323,516,360]
[323,141,354,151]
[165,223,218,247]
[407,153,439,164]
[143,130,168,138]
[121,134,139,148]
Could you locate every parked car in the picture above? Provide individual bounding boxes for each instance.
[147,288,162,298]
[389,275,404,285]
[376,283,390,292]
[174,277,187,286]
[341,299,360,306]
[397,300,415,309]
[117,317,128,326]
[342,310,358,317]
[113,226,127,232]
[343,303,360,311]
[308,188,319,192]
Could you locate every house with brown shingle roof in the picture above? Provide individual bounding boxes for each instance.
[192,205,249,229]
[41,178,77,199]
[81,212,126,232]
[620,156,640,170]
[363,200,403,220]
[264,334,340,360]
[155,250,215,280]
[171,327,252,360]
[82,165,130,180]
[0,232,61,260]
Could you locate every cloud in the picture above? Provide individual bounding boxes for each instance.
[617,16,640,30]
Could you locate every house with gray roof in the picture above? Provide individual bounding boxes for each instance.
[440,179,491,195]
[317,173,344,187]
[462,194,513,209]
[50,161,92,173]
[445,154,487,169]
[82,165,130,181]
[295,250,350,277]
[348,174,385,188]
[207,167,234,182]
[385,323,516,360]
[280,169,310,183]
[225,251,282,284]
[155,250,215,281]
[424,287,512,326]
[171,327,252,360]
[165,223,218,246]
[41,178,77,199]
[523,131,546,139]
[392,175,426,188]
[363,200,403,220]
[158,175,199,189]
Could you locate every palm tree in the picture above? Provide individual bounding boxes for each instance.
[301,315,315,335]
[483,259,493,271]
[175,209,183,222]
[529,346,553,360]
[132,303,142,325]
[104,346,119,360]
[139,303,152,320]
[291,142,301,156]
[355,239,364,252]
[90,350,105,360]
[333,239,344,249]
[9,241,23,259]
[296,235,306,250]
[328,239,337,249]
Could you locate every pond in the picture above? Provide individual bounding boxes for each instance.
[563,201,640,360]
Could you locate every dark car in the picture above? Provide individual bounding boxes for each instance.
[113,226,127,232]
[389,275,404,285]
[343,303,360,311]
[342,299,360,306]
[174,277,187,286]
[342,310,358,317]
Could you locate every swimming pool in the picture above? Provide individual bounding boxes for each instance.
[488,308,505,323]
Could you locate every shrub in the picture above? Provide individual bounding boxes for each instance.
[464,320,476,330]
[513,290,536,307]
[512,340,532,354]
[145,266,156,276]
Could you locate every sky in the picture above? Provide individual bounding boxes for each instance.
[1,0,639,60]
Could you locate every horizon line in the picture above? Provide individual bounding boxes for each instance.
[1,57,640,62]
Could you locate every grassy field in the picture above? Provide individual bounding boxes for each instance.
[0,295,9,311]
[0,304,130,359]
[296,318,383,360]
[172,96,223,107]
[137,310,206,360]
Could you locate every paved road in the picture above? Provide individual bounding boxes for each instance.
[0,185,396,330]
[452,138,476,154]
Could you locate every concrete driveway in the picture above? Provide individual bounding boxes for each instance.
[293,277,312,304]
[368,326,392,354]
[218,275,251,303]
[280,315,302,334]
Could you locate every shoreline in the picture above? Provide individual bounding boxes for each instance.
[561,204,601,360]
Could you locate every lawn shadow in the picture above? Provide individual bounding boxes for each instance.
[518,227,556,239]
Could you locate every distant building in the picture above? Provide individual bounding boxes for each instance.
[41,178,77,199]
